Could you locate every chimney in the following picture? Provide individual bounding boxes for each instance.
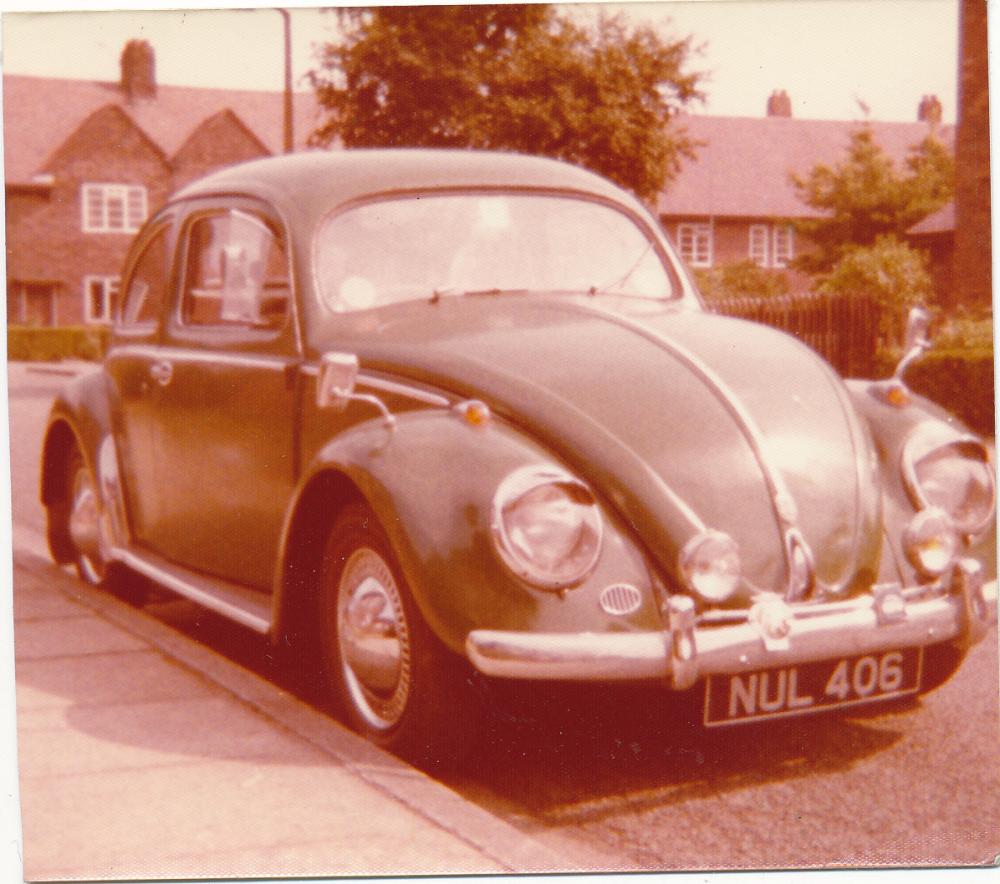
[766,89,792,118]
[917,94,943,125]
[120,40,156,100]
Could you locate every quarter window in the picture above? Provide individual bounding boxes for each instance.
[181,211,289,329]
[120,225,169,328]
[82,184,147,233]
[83,275,120,324]
[677,223,712,267]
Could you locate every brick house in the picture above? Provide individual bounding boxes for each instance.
[4,40,321,326]
[657,92,954,295]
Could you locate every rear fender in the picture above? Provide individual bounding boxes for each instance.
[40,368,127,559]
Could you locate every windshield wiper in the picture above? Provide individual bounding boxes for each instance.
[429,287,528,303]
[589,241,656,296]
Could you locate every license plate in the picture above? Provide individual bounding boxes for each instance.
[704,647,924,727]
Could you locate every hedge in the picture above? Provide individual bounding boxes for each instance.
[876,347,996,436]
[7,325,111,362]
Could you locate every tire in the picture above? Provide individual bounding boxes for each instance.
[319,502,481,765]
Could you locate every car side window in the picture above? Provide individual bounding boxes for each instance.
[180,210,289,329]
[120,224,170,328]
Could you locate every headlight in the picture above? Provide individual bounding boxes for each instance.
[492,465,603,589]
[902,424,996,535]
[679,530,741,603]
[903,507,958,578]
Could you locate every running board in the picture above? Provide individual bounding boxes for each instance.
[111,546,273,634]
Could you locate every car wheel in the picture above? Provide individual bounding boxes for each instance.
[63,446,140,599]
[319,503,481,765]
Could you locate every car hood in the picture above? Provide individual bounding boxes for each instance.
[335,296,882,602]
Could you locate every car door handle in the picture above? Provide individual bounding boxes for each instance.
[149,360,173,386]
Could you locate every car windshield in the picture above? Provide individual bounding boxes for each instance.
[316,193,677,312]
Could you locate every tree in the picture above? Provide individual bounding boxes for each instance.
[791,127,954,274]
[307,5,704,201]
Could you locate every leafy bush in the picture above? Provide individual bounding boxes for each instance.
[935,310,994,352]
[8,325,110,362]
[818,236,934,343]
[694,261,790,300]
[876,345,995,436]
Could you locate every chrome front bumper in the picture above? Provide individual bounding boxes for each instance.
[466,559,998,690]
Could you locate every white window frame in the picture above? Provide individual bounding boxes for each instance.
[748,224,770,267]
[81,183,147,233]
[83,275,120,324]
[676,222,712,268]
[772,224,794,268]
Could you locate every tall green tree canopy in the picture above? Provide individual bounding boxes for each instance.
[307,5,704,201]
[791,126,954,274]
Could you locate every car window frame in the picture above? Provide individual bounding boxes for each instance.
[312,186,689,316]
[165,196,301,357]
[113,211,178,344]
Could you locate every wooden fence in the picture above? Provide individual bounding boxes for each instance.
[706,291,880,378]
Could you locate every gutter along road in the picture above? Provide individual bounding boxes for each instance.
[8,363,1000,873]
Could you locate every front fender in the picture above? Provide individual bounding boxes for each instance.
[275,408,662,656]
[847,379,997,582]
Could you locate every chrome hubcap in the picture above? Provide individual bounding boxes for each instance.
[337,547,411,731]
[68,463,105,583]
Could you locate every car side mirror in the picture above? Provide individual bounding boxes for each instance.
[316,352,398,437]
[893,305,932,383]
[317,352,359,409]
[903,306,931,354]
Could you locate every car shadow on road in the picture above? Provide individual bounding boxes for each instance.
[133,587,911,826]
[436,679,909,825]
[14,556,911,822]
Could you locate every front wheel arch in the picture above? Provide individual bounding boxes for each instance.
[272,469,367,664]
[41,418,83,564]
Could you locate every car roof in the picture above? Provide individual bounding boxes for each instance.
[171,149,642,221]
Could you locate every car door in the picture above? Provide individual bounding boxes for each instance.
[153,198,300,591]
[105,214,177,546]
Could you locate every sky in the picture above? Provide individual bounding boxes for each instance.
[0,0,960,124]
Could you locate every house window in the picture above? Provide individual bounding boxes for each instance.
[747,223,795,268]
[677,223,712,267]
[748,225,770,266]
[772,225,794,267]
[81,184,147,233]
[83,276,120,324]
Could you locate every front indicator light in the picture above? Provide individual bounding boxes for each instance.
[903,507,958,579]
[679,530,741,603]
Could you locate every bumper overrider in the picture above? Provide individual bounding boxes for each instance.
[466,558,998,689]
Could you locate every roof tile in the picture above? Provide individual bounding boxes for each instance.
[659,114,954,219]
[3,73,324,183]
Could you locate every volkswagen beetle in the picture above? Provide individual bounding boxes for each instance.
[41,150,997,760]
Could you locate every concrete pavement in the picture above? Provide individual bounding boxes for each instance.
[9,545,581,881]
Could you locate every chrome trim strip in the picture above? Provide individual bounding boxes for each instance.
[301,363,451,407]
[465,577,997,684]
[108,344,292,372]
[360,375,451,407]
[111,547,272,634]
